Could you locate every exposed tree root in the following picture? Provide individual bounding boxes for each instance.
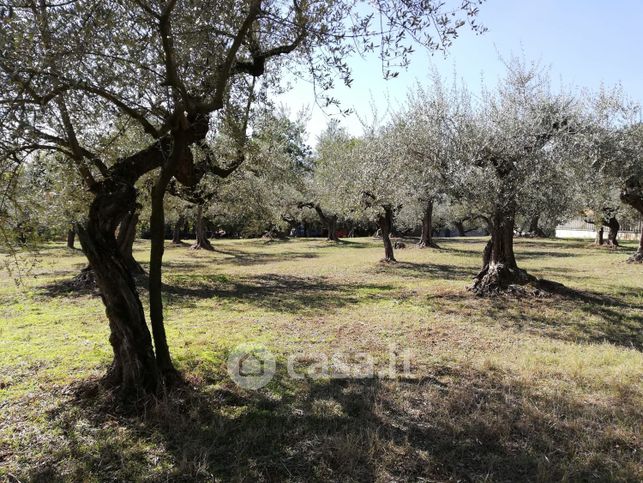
[417,240,440,249]
[470,262,545,297]
[190,240,215,251]
[627,250,643,263]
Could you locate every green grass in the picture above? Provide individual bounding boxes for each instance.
[0,237,641,481]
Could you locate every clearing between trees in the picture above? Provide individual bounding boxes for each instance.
[0,237,641,481]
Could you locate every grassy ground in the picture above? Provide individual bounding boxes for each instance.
[0,236,641,482]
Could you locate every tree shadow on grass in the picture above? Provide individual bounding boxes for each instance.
[159,273,396,313]
[209,246,320,266]
[438,246,482,258]
[36,247,322,298]
[20,363,641,482]
[514,250,577,259]
[513,239,590,249]
[316,239,373,249]
[378,261,474,281]
[427,284,643,350]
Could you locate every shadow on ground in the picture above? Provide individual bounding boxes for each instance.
[161,273,396,313]
[427,283,643,350]
[374,261,474,280]
[20,363,641,482]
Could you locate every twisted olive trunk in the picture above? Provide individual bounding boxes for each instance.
[117,209,144,274]
[605,217,620,247]
[313,205,339,242]
[378,205,396,262]
[528,215,546,238]
[149,178,177,380]
[595,226,604,246]
[77,180,159,398]
[472,201,533,296]
[66,228,75,249]
[454,220,466,237]
[418,200,439,248]
[172,216,184,245]
[191,204,214,250]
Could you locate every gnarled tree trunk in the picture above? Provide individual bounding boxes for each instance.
[66,228,75,249]
[116,208,144,274]
[378,205,396,262]
[418,200,439,248]
[149,174,178,381]
[171,216,185,245]
[471,204,533,296]
[605,217,619,247]
[528,215,546,238]
[454,220,466,237]
[191,204,214,250]
[595,226,604,246]
[313,205,339,242]
[76,180,159,398]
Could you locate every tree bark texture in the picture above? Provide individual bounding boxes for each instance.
[378,205,396,262]
[528,215,546,238]
[116,208,144,274]
[471,203,533,296]
[191,204,214,250]
[172,216,185,244]
[605,217,620,247]
[76,180,159,398]
[313,205,339,241]
[148,175,178,380]
[595,226,604,246]
[66,228,75,249]
[418,200,439,248]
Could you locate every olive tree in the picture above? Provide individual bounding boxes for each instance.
[352,123,415,261]
[460,60,578,295]
[393,73,471,247]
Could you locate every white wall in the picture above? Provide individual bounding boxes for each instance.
[555,229,639,240]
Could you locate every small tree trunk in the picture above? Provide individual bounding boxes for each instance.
[528,215,546,237]
[149,178,178,381]
[172,216,184,245]
[418,200,439,248]
[191,204,214,251]
[66,228,75,249]
[471,205,533,296]
[378,205,396,262]
[77,181,158,398]
[454,221,466,237]
[117,210,144,274]
[326,215,339,241]
[595,226,604,246]
[313,205,339,241]
[606,217,620,247]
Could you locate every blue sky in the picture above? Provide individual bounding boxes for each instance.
[281,0,643,144]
